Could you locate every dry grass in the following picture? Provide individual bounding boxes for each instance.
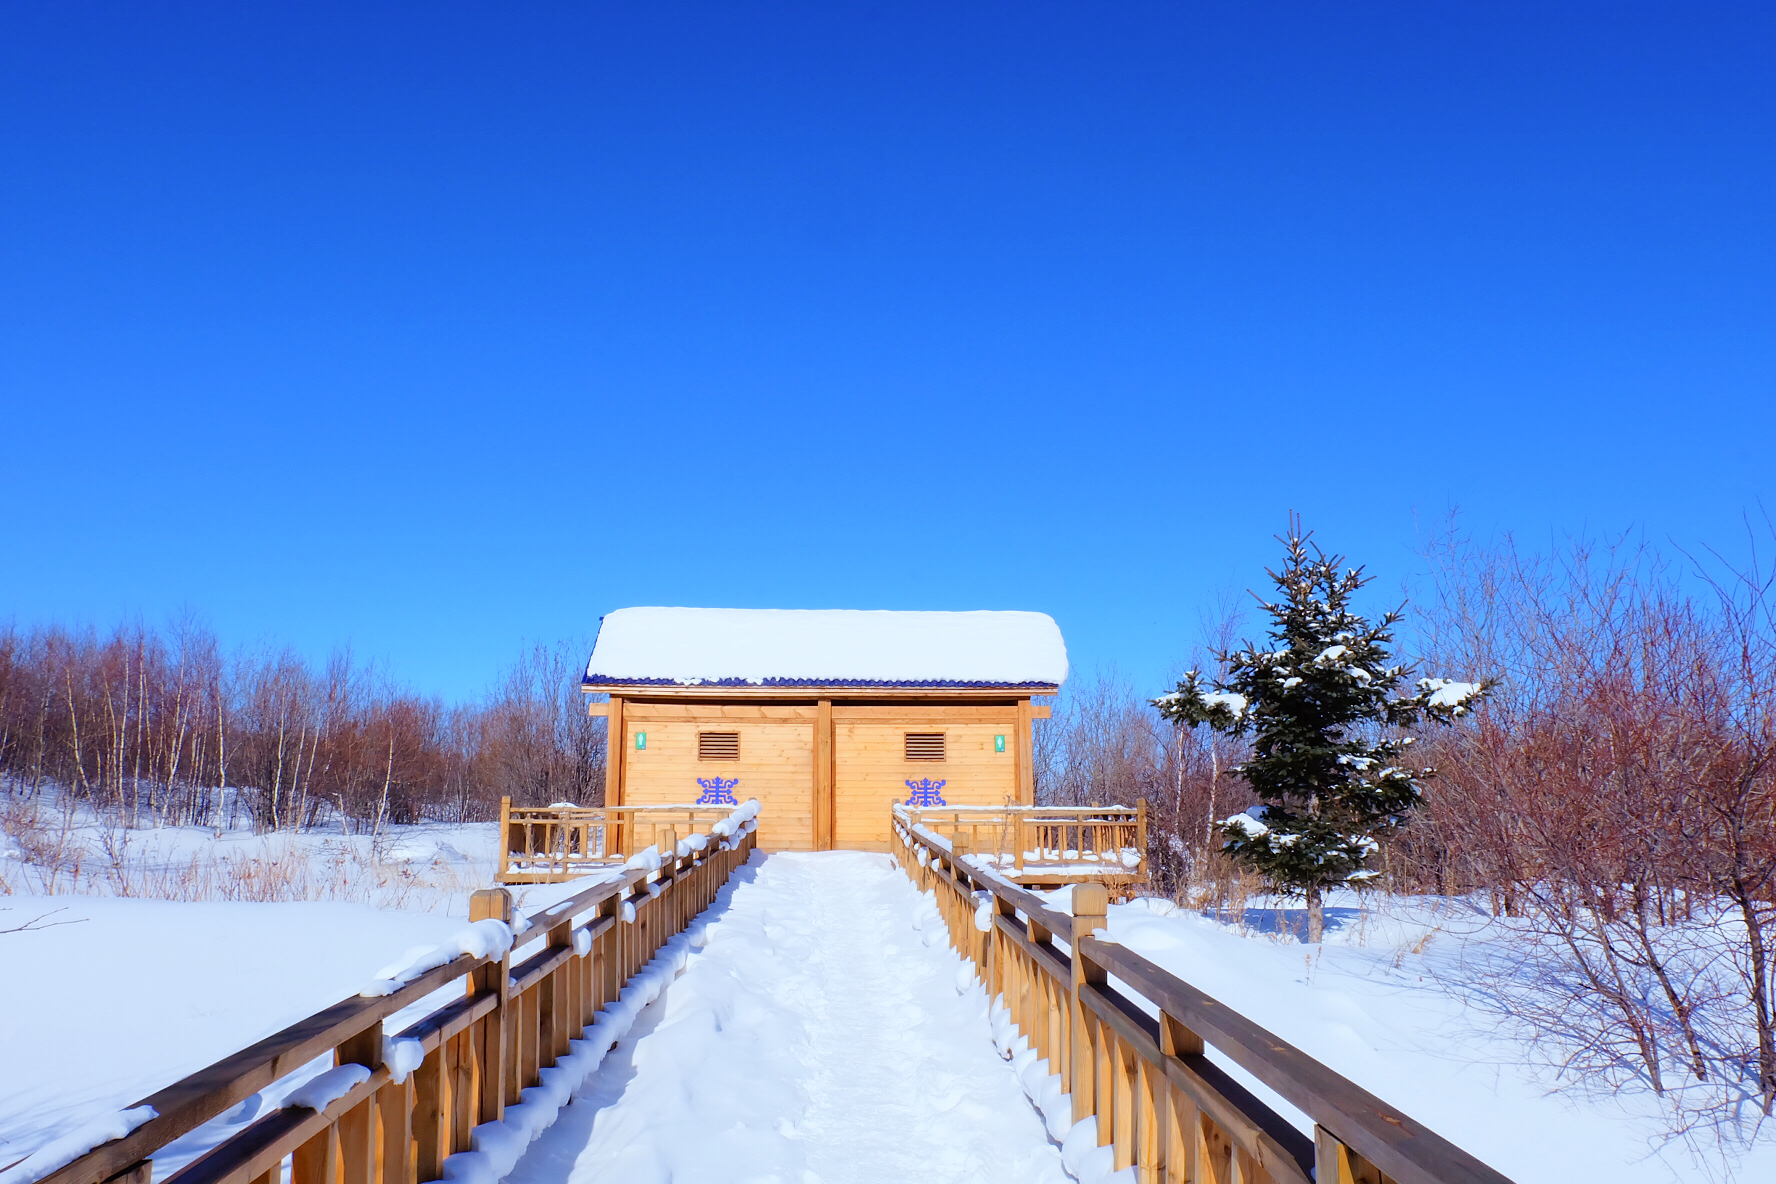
[2,792,489,910]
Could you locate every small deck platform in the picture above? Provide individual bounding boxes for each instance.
[497,797,739,883]
[892,801,1147,889]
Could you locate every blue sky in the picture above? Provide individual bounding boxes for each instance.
[1,2,1770,700]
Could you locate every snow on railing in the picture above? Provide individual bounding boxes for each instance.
[890,814,1516,1184]
[12,803,764,1184]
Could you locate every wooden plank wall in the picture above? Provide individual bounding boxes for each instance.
[613,698,1036,851]
[620,703,819,851]
[832,705,1021,850]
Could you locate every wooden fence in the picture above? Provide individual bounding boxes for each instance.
[891,813,1513,1184]
[497,799,737,883]
[894,802,1147,887]
[35,822,758,1184]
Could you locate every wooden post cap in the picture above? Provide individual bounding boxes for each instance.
[469,887,513,923]
[1071,882,1109,918]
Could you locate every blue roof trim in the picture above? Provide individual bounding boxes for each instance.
[581,674,1058,689]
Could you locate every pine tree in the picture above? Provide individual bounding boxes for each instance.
[1155,522,1490,942]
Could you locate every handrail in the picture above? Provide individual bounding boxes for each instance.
[891,813,1514,1184]
[26,805,762,1184]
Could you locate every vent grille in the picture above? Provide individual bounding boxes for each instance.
[698,731,740,760]
[904,733,946,761]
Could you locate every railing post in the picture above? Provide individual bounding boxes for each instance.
[1136,797,1148,869]
[334,1012,382,1184]
[597,889,621,1014]
[1157,1009,1205,1184]
[497,796,512,881]
[1315,1125,1379,1184]
[468,886,513,1125]
[1070,882,1108,1129]
[990,894,1016,1001]
[543,910,573,1066]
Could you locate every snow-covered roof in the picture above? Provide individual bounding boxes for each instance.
[583,608,1068,689]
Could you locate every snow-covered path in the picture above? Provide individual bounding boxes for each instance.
[508,851,1069,1184]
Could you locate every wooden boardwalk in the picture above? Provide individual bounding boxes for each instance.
[506,851,1069,1184]
[31,805,1513,1184]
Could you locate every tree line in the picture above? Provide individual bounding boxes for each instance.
[0,620,606,832]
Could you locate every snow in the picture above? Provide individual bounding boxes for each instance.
[385,1037,426,1085]
[1202,691,1248,716]
[0,802,501,910]
[436,906,715,1184]
[1222,809,1270,839]
[582,607,1069,687]
[360,918,517,997]
[0,1107,156,1184]
[1418,678,1483,710]
[505,851,1069,1184]
[0,894,465,1174]
[16,792,1769,1184]
[1088,893,1776,1184]
[0,784,768,1176]
[283,1064,371,1112]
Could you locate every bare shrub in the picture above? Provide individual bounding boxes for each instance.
[1406,523,1776,1126]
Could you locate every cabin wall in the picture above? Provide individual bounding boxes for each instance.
[619,702,817,852]
[831,706,1020,850]
[614,698,1031,851]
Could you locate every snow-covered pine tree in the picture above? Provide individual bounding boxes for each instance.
[1154,522,1490,942]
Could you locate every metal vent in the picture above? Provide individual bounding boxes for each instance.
[698,731,740,760]
[904,732,946,761]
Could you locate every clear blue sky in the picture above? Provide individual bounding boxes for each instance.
[2,2,1770,701]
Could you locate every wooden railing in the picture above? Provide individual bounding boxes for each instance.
[894,802,1148,885]
[497,798,738,883]
[34,817,759,1184]
[891,814,1513,1184]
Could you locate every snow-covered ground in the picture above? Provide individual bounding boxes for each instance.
[0,799,503,911]
[508,850,1068,1184]
[0,894,463,1172]
[7,814,1775,1184]
[0,808,603,1177]
[1078,890,1776,1184]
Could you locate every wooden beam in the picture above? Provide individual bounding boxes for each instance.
[815,699,834,850]
[1016,698,1035,804]
[604,696,625,808]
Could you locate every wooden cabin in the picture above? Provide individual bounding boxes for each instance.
[582,607,1067,852]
